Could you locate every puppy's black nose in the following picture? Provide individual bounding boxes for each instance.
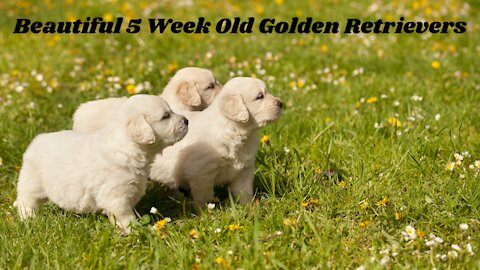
[277,100,283,108]
[183,117,189,126]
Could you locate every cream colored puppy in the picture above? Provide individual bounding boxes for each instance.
[15,95,188,235]
[73,67,221,133]
[149,77,283,207]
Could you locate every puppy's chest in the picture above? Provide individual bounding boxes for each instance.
[216,143,255,183]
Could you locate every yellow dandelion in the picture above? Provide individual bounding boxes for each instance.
[103,13,113,22]
[366,97,378,104]
[319,44,329,53]
[14,165,21,172]
[375,196,390,207]
[297,79,306,88]
[314,167,322,175]
[126,84,136,95]
[288,81,296,89]
[387,117,402,127]
[301,199,320,208]
[295,9,303,17]
[0,157,3,166]
[260,135,270,144]
[283,218,297,226]
[431,60,441,69]
[275,0,284,5]
[337,181,347,188]
[167,62,179,74]
[189,229,199,239]
[154,219,168,231]
[191,264,200,270]
[324,117,332,124]
[416,229,426,238]
[227,224,243,231]
[255,4,264,14]
[214,257,229,268]
[359,220,371,228]
[359,200,369,210]
[394,211,403,220]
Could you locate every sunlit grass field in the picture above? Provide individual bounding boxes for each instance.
[0,0,479,269]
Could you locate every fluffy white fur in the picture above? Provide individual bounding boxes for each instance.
[15,95,188,235]
[149,77,283,207]
[72,67,221,133]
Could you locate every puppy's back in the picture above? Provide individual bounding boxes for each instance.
[73,97,127,133]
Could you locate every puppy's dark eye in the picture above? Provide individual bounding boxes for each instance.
[162,112,170,120]
[256,93,264,100]
[206,83,215,90]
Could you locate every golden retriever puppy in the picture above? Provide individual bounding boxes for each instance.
[72,67,221,133]
[149,77,283,207]
[15,95,188,235]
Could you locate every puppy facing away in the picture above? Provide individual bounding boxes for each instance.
[15,95,188,235]
[149,77,283,207]
[72,67,221,133]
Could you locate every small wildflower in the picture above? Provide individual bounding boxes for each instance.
[0,157,3,166]
[207,203,216,210]
[402,225,417,241]
[283,218,297,226]
[387,117,402,127]
[451,244,462,252]
[260,135,270,144]
[150,207,158,214]
[255,4,264,14]
[434,114,441,121]
[165,217,172,223]
[376,197,390,207]
[319,44,329,53]
[466,243,474,256]
[393,100,400,107]
[446,162,455,171]
[359,220,371,228]
[475,160,480,168]
[366,97,378,104]
[454,153,464,162]
[214,228,222,233]
[416,229,426,238]
[359,200,369,210]
[379,256,390,265]
[227,224,243,231]
[301,199,320,208]
[283,146,290,154]
[459,223,469,231]
[167,62,179,73]
[154,219,168,231]
[189,229,199,239]
[447,250,459,259]
[126,84,136,95]
[297,79,306,88]
[394,211,403,220]
[431,61,441,69]
[214,257,229,268]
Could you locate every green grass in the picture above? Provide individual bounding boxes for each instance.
[1,0,479,269]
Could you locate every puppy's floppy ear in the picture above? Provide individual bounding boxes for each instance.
[127,115,156,145]
[177,82,201,107]
[220,95,249,123]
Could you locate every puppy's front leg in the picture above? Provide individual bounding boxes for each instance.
[229,167,254,205]
[105,203,136,236]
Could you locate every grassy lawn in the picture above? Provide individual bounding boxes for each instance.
[1,0,479,269]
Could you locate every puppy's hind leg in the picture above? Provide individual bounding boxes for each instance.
[15,162,46,220]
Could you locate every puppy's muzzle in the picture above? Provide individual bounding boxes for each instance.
[174,116,189,142]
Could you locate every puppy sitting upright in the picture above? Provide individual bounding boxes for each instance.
[150,77,282,207]
[15,95,188,235]
[73,67,221,133]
